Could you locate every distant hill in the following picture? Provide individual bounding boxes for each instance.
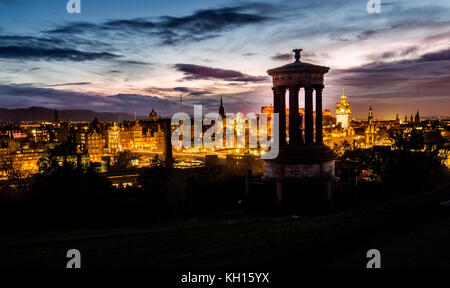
[0,106,143,122]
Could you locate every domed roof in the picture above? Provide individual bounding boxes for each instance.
[267,49,330,75]
[149,107,157,116]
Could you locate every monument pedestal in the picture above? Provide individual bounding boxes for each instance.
[263,145,336,208]
[263,145,336,180]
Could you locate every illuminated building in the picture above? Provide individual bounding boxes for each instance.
[107,122,121,153]
[11,131,27,139]
[365,105,377,147]
[53,124,70,143]
[261,105,304,143]
[322,90,354,151]
[19,124,51,143]
[0,141,18,177]
[335,89,351,130]
[86,130,106,163]
[0,141,41,177]
[75,126,88,153]
[30,127,51,142]
[322,109,335,128]
[120,121,144,150]
[0,100,444,179]
[142,129,161,150]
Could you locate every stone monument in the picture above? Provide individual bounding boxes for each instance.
[263,49,336,206]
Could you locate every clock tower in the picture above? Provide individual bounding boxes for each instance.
[336,89,351,129]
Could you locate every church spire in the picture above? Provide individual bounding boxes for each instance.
[219,96,225,118]
[54,107,59,123]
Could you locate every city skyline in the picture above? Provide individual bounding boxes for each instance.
[1,0,449,273]
[0,0,449,119]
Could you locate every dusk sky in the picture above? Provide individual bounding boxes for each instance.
[0,0,449,119]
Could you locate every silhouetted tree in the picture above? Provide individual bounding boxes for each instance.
[342,130,448,197]
[137,164,186,218]
[391,129,424,151]
[110,151,138,171]
[25,162,114,224]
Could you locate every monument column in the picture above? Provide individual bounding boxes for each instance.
[265,49,335,207]
[288,85,300,145]
[273,86,287,146]
[304,85,314,145]
[315,85,324,145]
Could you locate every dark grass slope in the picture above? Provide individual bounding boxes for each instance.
[0,183,448,268]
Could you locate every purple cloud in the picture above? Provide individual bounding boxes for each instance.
[271,53,292,61]
[174,64,269,83]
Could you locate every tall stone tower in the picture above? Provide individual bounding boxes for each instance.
[149,107,158,122]
[368,105,373,122]
[54,108,59,123]
[365,105,376,147]
[264,49,336,206]
[335,89,351,129]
